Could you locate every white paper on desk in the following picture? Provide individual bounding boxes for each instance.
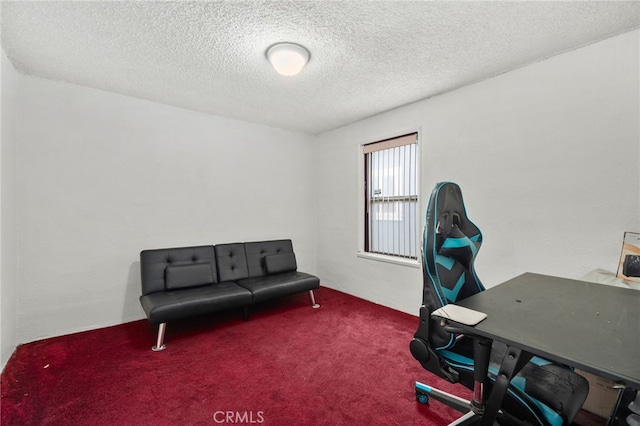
[431,304,487,326]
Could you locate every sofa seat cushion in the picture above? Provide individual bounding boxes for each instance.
[140,282,252,325]
[237,271,320,304]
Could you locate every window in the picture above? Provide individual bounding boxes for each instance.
[364,133,419,259]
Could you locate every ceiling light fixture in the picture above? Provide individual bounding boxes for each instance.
[266,43,309,76]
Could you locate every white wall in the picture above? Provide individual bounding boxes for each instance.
[315,30,640,315]
[3,29,639,350]
[1,49,18,369]
[13,76,316,344]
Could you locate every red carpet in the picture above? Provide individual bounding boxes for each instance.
[1,287,602,426]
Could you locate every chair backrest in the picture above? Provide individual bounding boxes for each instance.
[422,182,484,350]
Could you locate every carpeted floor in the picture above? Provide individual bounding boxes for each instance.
[1,287,605,426]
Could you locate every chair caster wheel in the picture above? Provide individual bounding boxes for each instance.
[417,393,429,404]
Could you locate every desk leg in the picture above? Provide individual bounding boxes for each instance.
[472,337,492,414]
[480,346,533,426]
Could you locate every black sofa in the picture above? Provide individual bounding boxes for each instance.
[140,239,320,350]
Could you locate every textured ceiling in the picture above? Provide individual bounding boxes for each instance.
[1,1,639,135]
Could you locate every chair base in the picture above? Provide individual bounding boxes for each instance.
[416,381,483,425]
[451,411,482,426]
[415,382,517,426]
[416,381,473,414]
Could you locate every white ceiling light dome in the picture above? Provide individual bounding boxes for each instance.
[267,43,310,76]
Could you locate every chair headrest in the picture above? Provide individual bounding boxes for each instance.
[426,182,481,255]
[434,183,466,236]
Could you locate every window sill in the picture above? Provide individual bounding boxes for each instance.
[356,252,421,268]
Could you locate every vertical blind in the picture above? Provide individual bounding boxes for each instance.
[364,133,418,259]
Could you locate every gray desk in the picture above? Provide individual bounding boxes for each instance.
[441,272,640,425]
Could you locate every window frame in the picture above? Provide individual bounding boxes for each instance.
[358,130,421,267]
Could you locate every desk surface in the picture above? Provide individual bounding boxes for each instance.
[455,272,640,389]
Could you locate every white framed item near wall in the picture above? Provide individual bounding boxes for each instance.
[616,232,640,283]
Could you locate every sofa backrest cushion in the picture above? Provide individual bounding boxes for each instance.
[264,252,297,275]
[214,243,249,282]
[244,239,296,278]
[165,263,215,290]
[140,245,217,296]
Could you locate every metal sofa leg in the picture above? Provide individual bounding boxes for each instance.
[309,290,320,309]
[152,322,167,351]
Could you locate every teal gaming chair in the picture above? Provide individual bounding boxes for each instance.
[410,182,589,425]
